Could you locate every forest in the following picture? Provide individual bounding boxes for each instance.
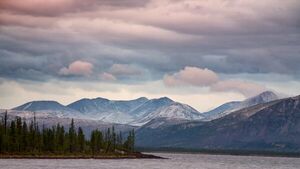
[0,112,135,156]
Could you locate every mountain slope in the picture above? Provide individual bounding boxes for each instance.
[68,97,148,115]
[132,102,204,126]
[203,91,279,120]
[136,95,300,152]
[67,97,149,123]
[238,91,279,108]
[202,101,241,118]
[12,101,82,118]
[129,97,174,118]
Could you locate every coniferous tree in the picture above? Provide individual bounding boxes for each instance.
[0,120,3,153]
[0,117,136,156]
[77,127,85,153]
[132,129,135,152]
[4,111,7,135]
[16,117,22,152]
[21,120,28,152]
[57,125,65,153]
[28,121,35,151]
[112,126,116,152]
[105,128,112,153]
[117,131,123,148]
[69,119,76,153]
[9,121,16,152]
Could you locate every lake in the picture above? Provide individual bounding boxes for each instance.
[1,153,300,169]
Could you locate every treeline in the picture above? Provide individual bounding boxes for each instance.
[0,112,135,155]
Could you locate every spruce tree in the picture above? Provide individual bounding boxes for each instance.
[21,120,28,152]
[77,127,85,153]
[68,119,76,153]
[0,117,136,156]
[9,121,16,152]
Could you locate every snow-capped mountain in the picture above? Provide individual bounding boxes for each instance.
[68,96,202,125]
[238,91,279,109]
[202,101,241,119]
[136,94,300,152]
[67,97,149,123]
[129,97,174,118]
[12,101,83,118]
[10,97,203,126]
[68,97,148,115]
[131,102,204,126]
[202,91,279,120]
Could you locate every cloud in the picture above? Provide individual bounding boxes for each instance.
[59,60,93,76]
[0,0,75,16]
[100,72,117,81]
[211,80,266,97]
[164,66,266,97]
[0,0,150,16]
[164,67,219,87]
[108,64,142,76]
[0,0,299,96]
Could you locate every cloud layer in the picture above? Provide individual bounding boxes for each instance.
[1,0,300,81]
[0,0,299,109]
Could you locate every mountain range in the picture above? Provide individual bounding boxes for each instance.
[3,90,300,152]
[136,95,300,152]
[11,96,204,126]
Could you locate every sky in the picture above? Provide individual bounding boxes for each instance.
[0,0,300,112]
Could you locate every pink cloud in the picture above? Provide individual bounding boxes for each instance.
[0,0,75,16]
[0,0,148,17]
[100,72,117,81]
[164,66,267,97]
[211,80,266,97]
[59,60,93,76]
[164,66,219,87]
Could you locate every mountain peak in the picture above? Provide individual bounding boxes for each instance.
[94,97,110,101]
[31,100,60,104]
[131,101,203,126]
[135,97,148,101]
[257,91,278,99]
[203,91,279,120]
[155,97,174,103]
[245,91,278,104]
[13,100,68,111]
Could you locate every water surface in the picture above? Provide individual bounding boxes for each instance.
[1,153,300,169]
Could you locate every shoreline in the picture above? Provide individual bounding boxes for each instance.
[138,149,300,158]
[0,152,165,159]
